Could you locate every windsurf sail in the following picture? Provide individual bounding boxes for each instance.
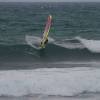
[40,15,52,48]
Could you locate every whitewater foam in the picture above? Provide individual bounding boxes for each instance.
[25,35,54,44]
[0,67,100,96]
[25,35,55,49]
[25,35,84,49]
[54,42,84,49]
[76,36,100,53]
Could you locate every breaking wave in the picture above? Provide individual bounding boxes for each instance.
[0,36,100,62]
[75,36,100,53]
[0,67,100,97]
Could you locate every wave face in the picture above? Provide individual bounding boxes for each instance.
[0,36,100,63]
[0,67,100,97]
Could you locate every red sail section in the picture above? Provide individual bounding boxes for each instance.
[43,15,52,39]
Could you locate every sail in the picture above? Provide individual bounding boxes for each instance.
[40,15,52,48]
[43,15,52,40]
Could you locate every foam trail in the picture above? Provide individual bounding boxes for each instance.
[25,35,54,47]
[25,35,41,46]
[76,36,100,53]
[0,67,100,96]
[54,42,84,49]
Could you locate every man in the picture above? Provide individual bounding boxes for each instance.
[44,38,48,45]
[40,38,48,48]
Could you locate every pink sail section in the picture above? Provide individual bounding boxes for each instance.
[43,15,52,38]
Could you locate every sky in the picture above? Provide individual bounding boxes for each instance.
[0,0,100,2]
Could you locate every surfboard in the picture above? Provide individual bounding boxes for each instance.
[40,15,52,48]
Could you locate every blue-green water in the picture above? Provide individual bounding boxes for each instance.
[0,2,100,38]
[0,2,100,64]
[0,2,100,99]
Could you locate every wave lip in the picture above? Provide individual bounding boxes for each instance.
[0,67,100,97]
[76,36,100,53]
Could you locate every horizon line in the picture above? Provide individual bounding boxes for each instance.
[0,1,100,2]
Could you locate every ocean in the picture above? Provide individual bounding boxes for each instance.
[0,2,100,100]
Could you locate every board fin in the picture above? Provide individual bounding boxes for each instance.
[40,15,52,48]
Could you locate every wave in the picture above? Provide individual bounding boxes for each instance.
[76,36,100,53]
[25,35,84,49]
[0,36,100,62]
[0,40,100,61]
[25,35,100,52]
[0,67,100,97]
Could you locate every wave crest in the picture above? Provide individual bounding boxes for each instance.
[76,36,100,53]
